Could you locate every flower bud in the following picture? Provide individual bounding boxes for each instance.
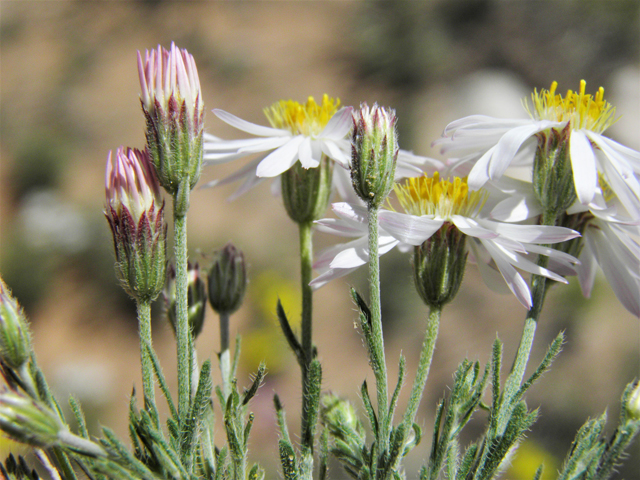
[626,382,640,421]
[413,224,467,309]
[532,124,577,221]
[164,262,207,338]
[0,393,65,448]
[105,147,167,302]
[208,244,247,316]
[0,278,32,370]
[350,103,398,208]
[138,43,204,210]
[320,394,365,442]
[281,154,334,224]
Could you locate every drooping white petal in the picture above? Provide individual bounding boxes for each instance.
[214,109,289,137]
[315,218,367,237]
[590,133,640,173]
[378,210,443,246]
[320,139,350,167]
[490,195,540,222]
[587,226,640,317]
[569,129,597,205]
[479,219,580,243]
[298,137,315,169]
[467,146,496,190]
[320,107,353,139]
[576,242,598,298]
[488,122,554,180]
[480,239,532,309]
[200,157,263,189]
[332,202,369,224]
[451,216,499,239]
[256,136,304,177]
[203,137,276,153]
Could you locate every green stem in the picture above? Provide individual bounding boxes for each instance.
[498,208,557,433]
[367,203,389,455]
[136,300,155,410]
[299,220,314,453]
[402,306,441,430]
[219,312,231,401]
[174,201,191,424]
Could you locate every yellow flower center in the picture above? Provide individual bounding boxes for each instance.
[524,80,618,133]
[264,94,340,136]
[392,173,488,219]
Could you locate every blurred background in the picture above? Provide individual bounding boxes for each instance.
[1,1,639,478]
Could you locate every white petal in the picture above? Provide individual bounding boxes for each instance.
[256,136,304,177]
[570,129,597,205]
[315,218,367,237]
[451,216,499,239]
[320,107,353,139]
[238,136,290,154]
[480,239,532,309]
[310,266,356,289]
[213,109,288,137]
[587,227,640,317]
[298,137,315,168]
[490,195,540,222]
[488,123,553,180]
[332,202,369,224]
[577,243,598,298]
[378,210,443,245]
[467,146,496,190]
[321,139,350,167]
[479,219,580,244]
[591,133,640,172]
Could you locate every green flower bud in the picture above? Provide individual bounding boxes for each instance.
[320,394,365,443]
[0,279,32,370]
[350,103,398,208]
[281,154,334,224]
[626,382,640,421]
[532,124,577,221]
[0,393,65,448]
[208,244,247,316]
[138,43,204,214]
[105,147,167,303]
[413,224,467,309]
[164,262,207,338]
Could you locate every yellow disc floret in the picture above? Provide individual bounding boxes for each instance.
[392,173,487,219]
[524,80,618,134]
[264,94,340,137]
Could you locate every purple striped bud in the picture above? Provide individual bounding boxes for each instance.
[105,147,167,302]
[138,43,204,209]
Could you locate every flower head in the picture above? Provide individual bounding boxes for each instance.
[208,243,248,316]
[435,80,640,217]
[105,147,167,302]
[350,103,399,207]
[0,277,32,370]
[138,43,204,199]
[313,174,581,309]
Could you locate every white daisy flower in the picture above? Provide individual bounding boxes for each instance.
[312,173,580,309]
[202,95,443,199]
[487,175,640,317]
[433,80,640,217]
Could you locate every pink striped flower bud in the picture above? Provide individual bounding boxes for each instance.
[138,43,204,209]
[105,147,167,302]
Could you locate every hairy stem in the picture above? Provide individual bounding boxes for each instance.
[299,220,315,453]
[137,300,155,410]
[367,203,389,455]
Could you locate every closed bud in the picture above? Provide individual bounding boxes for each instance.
[320,394,365,443]
[350,103,398,208]
[413,224,467,309]
[281,154,334,224]
[0,278,32,370]
[105,147,167,302]
[0,393,65,448]
[626,382,640,421]
[208,244,247,316]
[164,262,207,338]
[532,124,577,221]
[138,43,204,211]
